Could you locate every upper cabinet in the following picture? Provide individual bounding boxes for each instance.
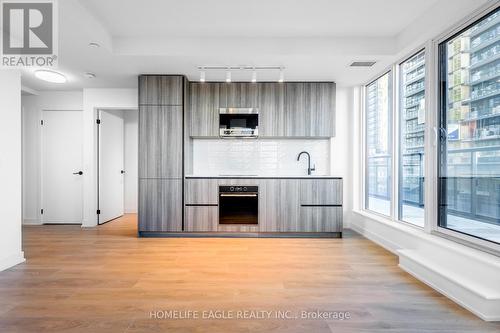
[258,83,285,137]
[189,82,220,137]
[186,81,335,138]
[139,75,184,105]
[219,82,258,108]
[284,82,335,137]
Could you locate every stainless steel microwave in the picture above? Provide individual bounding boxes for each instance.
[219,108,259,138]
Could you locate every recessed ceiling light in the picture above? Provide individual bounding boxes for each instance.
[88,42,100,48]
[34,70,67,83]
[84,72,96,79]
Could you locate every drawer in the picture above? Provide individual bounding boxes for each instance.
[184,206,218,231]
[299,206,343,232]
[184,179,219,204]
[300,179,343,205]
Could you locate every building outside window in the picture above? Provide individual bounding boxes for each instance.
[366,72,392,216]
[438,8,500,244]
[399,51,426,227]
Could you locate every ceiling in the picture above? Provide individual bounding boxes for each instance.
[18,0,490,91]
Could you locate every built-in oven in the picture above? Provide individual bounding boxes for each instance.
[219,108,258,138]
[219,186,258,224]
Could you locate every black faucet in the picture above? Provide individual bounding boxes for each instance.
[297,151,316,176]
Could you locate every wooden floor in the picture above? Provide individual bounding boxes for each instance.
[0,214,499,333]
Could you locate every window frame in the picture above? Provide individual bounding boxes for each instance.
[360,1,500,254]
[363,70,394,218]
[432,5,500,253]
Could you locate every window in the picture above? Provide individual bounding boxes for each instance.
[365,72,393,216]
[399,51,426,227]
[438,8,500,244]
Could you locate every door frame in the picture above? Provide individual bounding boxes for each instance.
[95,108,138,225]
[40,109,84,225]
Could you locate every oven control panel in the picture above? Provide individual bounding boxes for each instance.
[219,186,258,193]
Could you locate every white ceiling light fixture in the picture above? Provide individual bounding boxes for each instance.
[226,68,231,83]
[251,68,257,83]
[88,42,100,48]
[34,69,67,83]
[278,67,284,83]
[84,72,96,79]
[200,68,206,82]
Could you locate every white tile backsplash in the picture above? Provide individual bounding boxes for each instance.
[192,139,330,176]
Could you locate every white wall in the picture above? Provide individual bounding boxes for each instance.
[332,87,354,227]
[82,89,138,227]
[0,70,24,271]
[123,110,138,213]
[21,91,84,225]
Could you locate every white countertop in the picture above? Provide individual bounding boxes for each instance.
[185,175,342,179]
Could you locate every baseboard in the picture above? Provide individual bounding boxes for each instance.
[399,250,500,321]
[23,218,41,225]
[348,221,400,254]
[0,252,25,271]
[124,209,137,214]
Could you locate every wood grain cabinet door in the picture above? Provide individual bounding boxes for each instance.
[139,179,182,232]
[139,75,184,105]
[299,206,343,232]
[309,82,335,137]
[189,82,220,137]
[219,83,258,108]
[184,178,219,204]
[184,206,218,231]
[284,83,307,136]
[258,83,285,137]
[284,82,336,137]
[138,105,183,178]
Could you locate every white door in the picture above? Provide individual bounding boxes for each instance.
[98,110,125,224]
[41,110,83,224]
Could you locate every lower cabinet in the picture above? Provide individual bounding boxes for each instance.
[184,206,218,231]
[299,206,343,232]
[182,177,343,234]
[139,179,182,232]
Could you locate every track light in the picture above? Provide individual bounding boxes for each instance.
[200,69,205,83]
[251,69,257,83]
[226,69,231,83]
[278,68,284,83]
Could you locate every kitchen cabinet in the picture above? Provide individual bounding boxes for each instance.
[139,179,182,232]
[219,82,258,108]
[259,179,300,232]
[300,179,343,205]
[185,177,342,234]
[138,75,185,235]
[139,75,184,106]
[258,83,285,137]
[185,178,219,204]
[138,105,183,178]
[284,82,335,137]
[189,82,220,137]
[299,206,343,232]
[185,206,218,231]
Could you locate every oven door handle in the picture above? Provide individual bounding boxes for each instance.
[220,194,258,197]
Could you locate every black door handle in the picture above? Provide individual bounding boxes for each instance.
[120,170,125,174]
[73,171,83,175]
